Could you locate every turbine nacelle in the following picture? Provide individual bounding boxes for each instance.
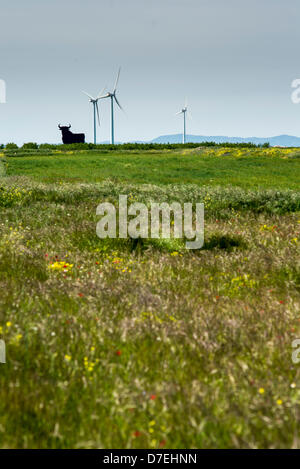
[100,92,113,98]
[176,101,189,144]
[82,86,106,143]
[99,68,124,111]
[176,107,187,115]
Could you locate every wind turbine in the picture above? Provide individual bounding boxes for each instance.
[176,100,189,144]
[82,87,105,144]
[100,68,123,145]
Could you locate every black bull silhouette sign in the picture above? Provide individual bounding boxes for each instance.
[58,124,85,144]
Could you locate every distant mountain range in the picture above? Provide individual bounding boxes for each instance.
[149,134,300,147]
[99,134,300,146]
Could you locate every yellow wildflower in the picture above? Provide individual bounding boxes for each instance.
[49,262,73,272]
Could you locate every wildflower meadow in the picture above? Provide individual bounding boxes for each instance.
[0,145,299,448]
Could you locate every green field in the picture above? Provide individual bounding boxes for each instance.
[0,146,299,448]
[5,146,300,188]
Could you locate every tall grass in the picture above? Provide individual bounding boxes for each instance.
[0,173,299,448]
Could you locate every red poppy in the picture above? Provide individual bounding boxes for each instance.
[116,350,122,356]
[133,431,141,437]
[78,293,84,297]
[159,440,166,448]
[150,394,157,400]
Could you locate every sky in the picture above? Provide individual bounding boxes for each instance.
[1,0,300,144]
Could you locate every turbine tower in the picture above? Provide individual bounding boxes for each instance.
[82,88,105,144]
[100,68,123,145]
[176,101,188,144]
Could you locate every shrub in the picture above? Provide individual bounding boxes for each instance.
[5,143,18,150]
[204,234,246,251]
[39,144,58,150]
[0,186,32,207]
[22,142,39,150]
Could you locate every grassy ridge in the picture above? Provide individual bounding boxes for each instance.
[0,148,299,448]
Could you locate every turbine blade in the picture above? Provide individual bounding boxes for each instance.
[175,111,183,115]
[114,94,123,110]
[113,67,121,92]
[82,91,95,100]
[96,101,100,126]
[96,86,106,99]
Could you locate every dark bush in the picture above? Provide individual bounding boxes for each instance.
[39,144,58,150]
[204,234,247,251]
[5,143,18,150]
[22,142,39,150]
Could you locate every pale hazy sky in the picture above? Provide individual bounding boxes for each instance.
[1,0,300,144]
